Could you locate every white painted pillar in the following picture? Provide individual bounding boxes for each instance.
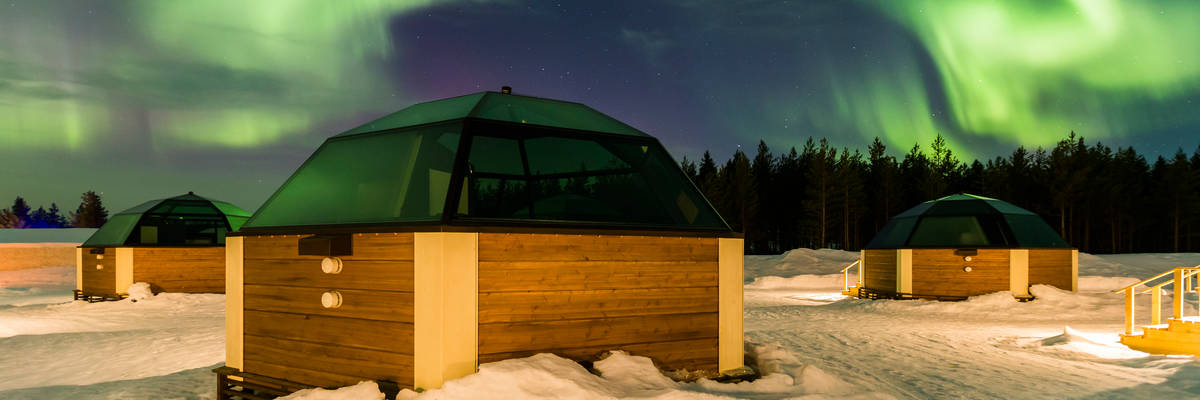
[414,232,478,390]
[75,248,83,291]
[115,248,134,294]
[1009,249,1029,297]
[225,236,244,370]
[718,238,745,373]
[896,249,912,295]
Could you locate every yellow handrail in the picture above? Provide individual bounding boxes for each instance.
[841,260,861,295]
[1113,266,1200,293]
[1139,270,1200,294]
[1116,265,1200,334]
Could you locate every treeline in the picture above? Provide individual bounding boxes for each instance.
[0,191,108,229]
[681,133,1200,255]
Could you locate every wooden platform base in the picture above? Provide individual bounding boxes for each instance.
[1121,318,1200,356]
[854,287,969,302]
[213,366,401,400]
[73,290,125,303]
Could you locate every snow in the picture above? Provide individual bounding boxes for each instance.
[0,265,223,398]
[0,228,96,244]
[1,249,1199,399]
[126,282,154,301]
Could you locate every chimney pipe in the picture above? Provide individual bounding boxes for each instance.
[500,86,512,94]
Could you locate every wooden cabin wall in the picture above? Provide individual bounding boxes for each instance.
[911,249,1009,297]
[862,250,896,293]
[241,234,415,389]
[133,247,225,293]
[476,233,720,372]
[81,248,116,296]
[1028,249,1073,290]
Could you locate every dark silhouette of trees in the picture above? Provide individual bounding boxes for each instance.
[0,192,107,229]
[685,134,1200,254]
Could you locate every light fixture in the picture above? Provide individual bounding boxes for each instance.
[963,266,973,272]
[321,257,343,274]
[963,256,973,262]
[321,290,343,309]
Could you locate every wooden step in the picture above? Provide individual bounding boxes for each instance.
[1168,318,1200,334]
[1143,327,1200,344]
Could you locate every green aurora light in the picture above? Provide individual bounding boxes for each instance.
[862,0,1200,153]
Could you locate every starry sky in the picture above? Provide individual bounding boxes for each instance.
[2,0,1198,214]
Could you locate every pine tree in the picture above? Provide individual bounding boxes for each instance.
[750,140,776,253]
[867,138,899,231]
[10,197,31,228]
[0,209,15,228]
[29,207,47,228]
[71,191,109,228]
[46,203,68,228]
[804,139,837,248]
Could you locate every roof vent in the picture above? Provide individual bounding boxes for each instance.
[500,86,512,94]
[188,191,194,195]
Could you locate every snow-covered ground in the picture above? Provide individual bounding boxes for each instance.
[1,249,1199,399]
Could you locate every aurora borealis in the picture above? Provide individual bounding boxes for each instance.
[2,0,1198,212]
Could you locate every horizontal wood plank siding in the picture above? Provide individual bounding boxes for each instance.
[132,247,225,293]
[911,249,1009,297]
[242,233,415,389]
[1028,249,1073,290]
[81,247,116,296]
[862,250,896,292]
[477,233,719,372]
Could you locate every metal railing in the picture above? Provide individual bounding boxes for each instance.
[841,259,861,296]
[1113,266,1200,335]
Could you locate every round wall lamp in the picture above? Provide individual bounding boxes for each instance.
[321,290,343,309]
[321,257,343,274]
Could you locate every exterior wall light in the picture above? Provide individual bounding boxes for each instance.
[963,266,973,272]
[321,290,343,309]
[321,257,343,274]
[963,256,973,262]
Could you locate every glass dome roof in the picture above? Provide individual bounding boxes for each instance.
[242,91,730,233]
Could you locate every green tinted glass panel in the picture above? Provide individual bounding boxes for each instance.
[337,93,484,137]
[226,216,250,231]
[1004,215,1071,247]
[865,216,916,248]
[525,136,630,174]
[985,200,1036,216]
[923,200,995,216]
[470,94,647,137]
[82,214,141,247]
[469,136,525,175]
[129,215,226,245]
[211,201,252,218]
[457,132,726,229]
[118,199,163,215]
[245,123,462,228]
[894,202,933,218]
[907,216,992,247]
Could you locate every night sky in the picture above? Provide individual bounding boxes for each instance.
[3,0,1198,214]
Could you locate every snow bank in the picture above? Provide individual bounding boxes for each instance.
[126,282,154,301]
[1080,252,1200,279]
[0,244,77,271]
[0,291,224,391]
[745,274,845,290]
[0,228,96,244]
[1032,326,1149,359]
[281,381,386,400]
[0,266,74,308]
[744,248,859,281]
[308,350,892,400]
